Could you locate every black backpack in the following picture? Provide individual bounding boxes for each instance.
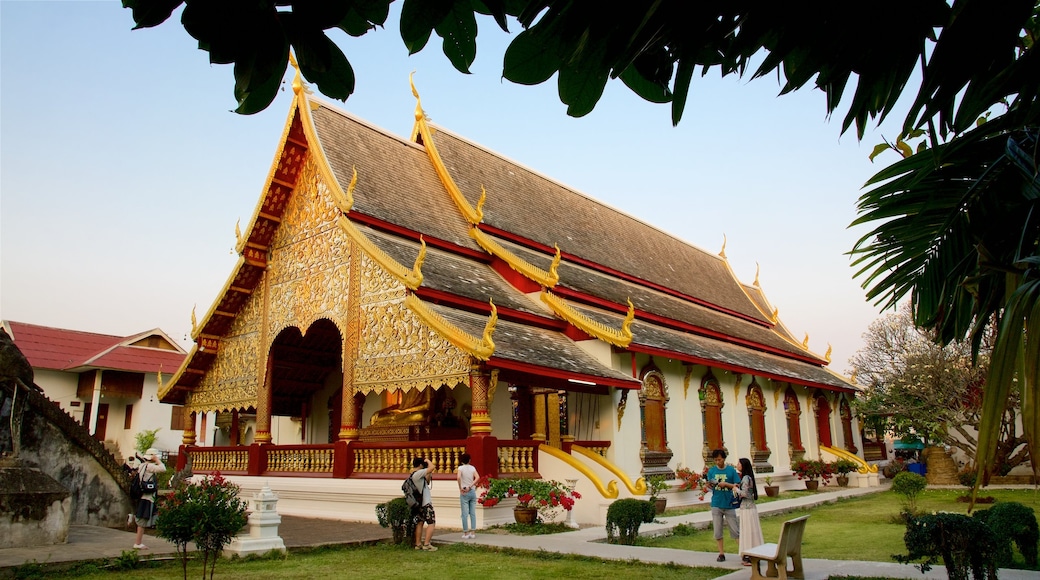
[129,472,143,501]
[402,474,423,510]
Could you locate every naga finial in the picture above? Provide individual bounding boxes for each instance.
[825,344,833,362]
[235,219,242,248]
[412,235,427,279]
[346,165,358,210]
[481,298,498,351]
[410,71,424,121]
[191,306,198,336]
[719,234,727,259]
[802,333,810,348]
[548,244,562,285]
[475,185,486,223]
[754,262,761,286]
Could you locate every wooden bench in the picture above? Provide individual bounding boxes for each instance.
[742,515,809,580]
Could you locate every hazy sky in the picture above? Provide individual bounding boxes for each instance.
[1,1,903,374]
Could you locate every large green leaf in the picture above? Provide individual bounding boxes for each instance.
[434,1,478,73]
[400,0,455,55]
[123,0,183,29]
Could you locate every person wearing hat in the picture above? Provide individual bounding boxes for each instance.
[132,448,166,550]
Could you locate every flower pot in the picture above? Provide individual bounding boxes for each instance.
[653,497,667,515]
[513,507,538,524]
[764,485,780,498]
[804,479,820,491]
[836,475,850,487]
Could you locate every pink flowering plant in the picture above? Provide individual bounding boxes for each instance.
[478,476,581,521]
[156,472,248,580]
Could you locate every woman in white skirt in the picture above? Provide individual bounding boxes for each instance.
[735,457,764,566]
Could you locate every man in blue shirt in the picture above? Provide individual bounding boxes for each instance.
[707,448,740,561]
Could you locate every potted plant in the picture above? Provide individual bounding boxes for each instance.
[478,476,581,524]
[792,459,834,490]
[832,459,859,486]
[645,475,670,514]
[763,475,780,497]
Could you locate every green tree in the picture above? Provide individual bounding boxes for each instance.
[850,305,1028,473]
[122,1,1039,490]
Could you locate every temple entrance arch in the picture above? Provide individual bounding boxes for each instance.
[745,378,772,472]
[784,386,805,463]
[699,369,725,461]
[638,365,674,478]
[266,319,343,443]
[813,391,833,448]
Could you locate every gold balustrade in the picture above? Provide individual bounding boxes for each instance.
[498,444,537,474]
[353,444,465,474]
[266,446,335,473]
[191,448,248,473]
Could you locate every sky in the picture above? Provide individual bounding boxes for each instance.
[1,1,903,374]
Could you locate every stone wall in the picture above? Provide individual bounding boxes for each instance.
[17,389,133,527]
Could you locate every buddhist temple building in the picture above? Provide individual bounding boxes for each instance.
[161,65,877,526]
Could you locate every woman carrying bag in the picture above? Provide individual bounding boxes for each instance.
[132,448,166,550]
[735,457,764,566]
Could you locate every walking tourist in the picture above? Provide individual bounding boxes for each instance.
[456,453,479,539]
[707,448,740,561]
[735,457,763,566]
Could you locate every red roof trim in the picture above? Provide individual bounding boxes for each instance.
[346,212,490,262]
[488,357,641,389]
[478,224,770,327]
[413,288,565,331]
[626,343,854,393]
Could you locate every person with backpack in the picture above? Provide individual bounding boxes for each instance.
[456,453,479,539]
[132,448,166,550]
[410,456,437,551]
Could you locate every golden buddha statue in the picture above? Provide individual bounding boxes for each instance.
[370,388,433,426]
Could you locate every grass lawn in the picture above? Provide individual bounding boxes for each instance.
[645,488,1040,570]
[13,543,730,580]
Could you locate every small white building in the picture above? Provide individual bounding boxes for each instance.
[3,320,187,461]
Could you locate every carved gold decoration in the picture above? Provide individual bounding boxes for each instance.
[498,444,538,473]
[404,294,497,361]
[410,73,483,225]
[719,234,727,259]
[802,333,810,348]
[487,368,500,407]
[289,52,311,96]
[825,344,833,362]
[541,290,634,347]
[682,365,694,400]
[617,389,628,431]
[354,444,466,474]
[267,447,334,473]
[754,262,760,286]
[337,215,425,290]
[191,306,198,336]
[471,228,560,288]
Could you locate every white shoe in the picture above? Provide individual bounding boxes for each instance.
[133,543,148,550]
[468,532,476,539]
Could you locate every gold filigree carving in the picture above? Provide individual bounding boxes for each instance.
[540,290,633,347]
[471,228,560,288]
[410,74,483,225]
[488,368,500,406]
[617,389,628,431]
[404,294,497,361]
[337,216,424,290]
[682,365,694,400]
[802,333,810,348]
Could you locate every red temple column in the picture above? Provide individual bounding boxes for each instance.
[469,361,492,436]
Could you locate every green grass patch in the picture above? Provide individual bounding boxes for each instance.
[17,543,730,580]
[486,521,579,535]
[660,489,818,517]
[645,488,1040,570]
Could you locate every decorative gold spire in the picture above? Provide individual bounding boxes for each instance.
[802,333,810,348]
[191,306,198,336]
[410,73,483,224]
[719,234,727,259]
[825,343,833,362]
[540,290,634,347]
[289,52,310,96]
[234,219,243,251]
[471,228,560,288]
[405,294,497,360]
[754,262,761,286]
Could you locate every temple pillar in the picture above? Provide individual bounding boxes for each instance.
[469,361,492,436]
[339,239,362,441]
[547,391,561,448]
[531,393,546,443]
[255,356,274,444]
[230,410,240,446]
[182,411,197,445]
[338,384,359,441]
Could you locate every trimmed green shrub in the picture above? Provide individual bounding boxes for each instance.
[891,471,927,513]
[973,502,1039,567]
[895,512,998,580]
[376,497,416,545]
[605,498,655,545]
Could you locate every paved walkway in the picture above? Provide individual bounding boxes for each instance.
[2,486,1036,579]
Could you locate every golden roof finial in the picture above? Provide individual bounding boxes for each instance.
[346,165,357,210]
[802,333,810,348]
[754,262,761,286]
[410,71,425,121]
[191,306,198,336]
[289,52,309,95]
[549,244,562,282]
[481,298,498,353]
[412,235,427,280]
[772,307,779,322]
[719,234,727,259]
[475,185,487,222]
[621,299,635,338]
[234,219,242,248]
[825,343,833,362]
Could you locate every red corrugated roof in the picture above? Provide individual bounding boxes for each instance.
[3,321,185,373]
